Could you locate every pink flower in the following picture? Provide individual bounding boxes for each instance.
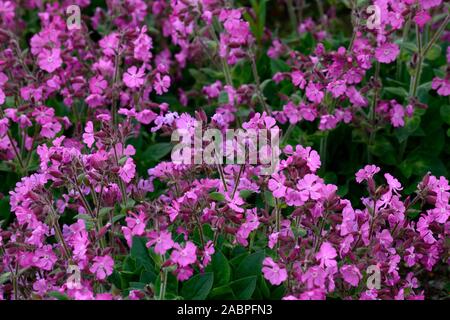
[375,43,400,64]
[327,80,347,98]
[89,75,107,94]
[119,157,136,183]
[414,11,431,28]
[404,246,422,267]
[225,193,245,213]
[301,266,327,289]
[125,210,147,236]
[297,174,322,201]
[136,109,157,125]
[99,33,119,57]
[82,121,95,148]
[201,241,215,267]
[316,242,337,268]
[355,165,380,183]
[147,230,174,255]
[32,245,57,271]
[0,88,5,105]
[170,241,197,267]
[38,48,62,73]
[153,73,171,95]
[268,172,287,198]
[175,266,194,281]
[305,82,324,104]
[236,209,260,246]
[268,232,279,249]
[291,71,306,89]
[419,0,442,10]
[431,77,450,96]
[390,102,405,127]
[123,66,145,89]
[340,265,362,287]
[377,229,393,248]
[262,257,287,285]
[89,255,114,280]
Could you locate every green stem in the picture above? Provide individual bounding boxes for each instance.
[159,257,168,300]
[48,204,72,262]
[402,14,449,160]
[319,133,328,170]
[231,164,245,199]
[396,14,411,81]
[368,62,380,163]
[249,49,270,114]
[286,0,298,32]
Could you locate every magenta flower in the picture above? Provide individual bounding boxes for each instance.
[153,73,171,95]
[37,48,62,73]
[355,165,380,183]
[82,121,95,148]
[327,80,347,98]
[375,43,400,64]
[175,266,194,281]
[316,242,337,268]
[170,241,197,267]
[414,11,431,28]
[340,265,362,287]
[123,66,145,89]
[262,257,287,285]
[297,174,322,201]
[119,157,136,183]
[125,210,147,236]
[377,229,393,248]
[305,82,324,104]
[431,77,450,96]
[147,230,174,255]
[89,255,114,280]
[89,76,107,94]
[291,71,306,89]
[268,172,287,198]
[32,245,57,271]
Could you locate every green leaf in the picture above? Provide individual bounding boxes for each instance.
[399,152,447,178]
[112,213,126,224]
[47,291,70,300]
[270,59,289,74]
[208,285,236,299]
[218,91,229,104]
[140,270,157,284]
[440,105,450,125]
[425,44,441,61]
[98,207,113,218]
[206,251,231,287]
[383,87,408,99]
[368,136,397,165]
[0,272,11,284]
[399,41,418,52]
[181,272,214,300]
[209,192,225,202]
[72,214,95,231]
[143,143,173,162]
[264,191,275,207]
[229,276,257,299]
[239,189,254,199]
[395,116,421,142]
[0,196,11,222]
[131,236,154,272]
[235,250,265,279]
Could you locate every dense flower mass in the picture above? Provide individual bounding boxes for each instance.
[0,0,448,301]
